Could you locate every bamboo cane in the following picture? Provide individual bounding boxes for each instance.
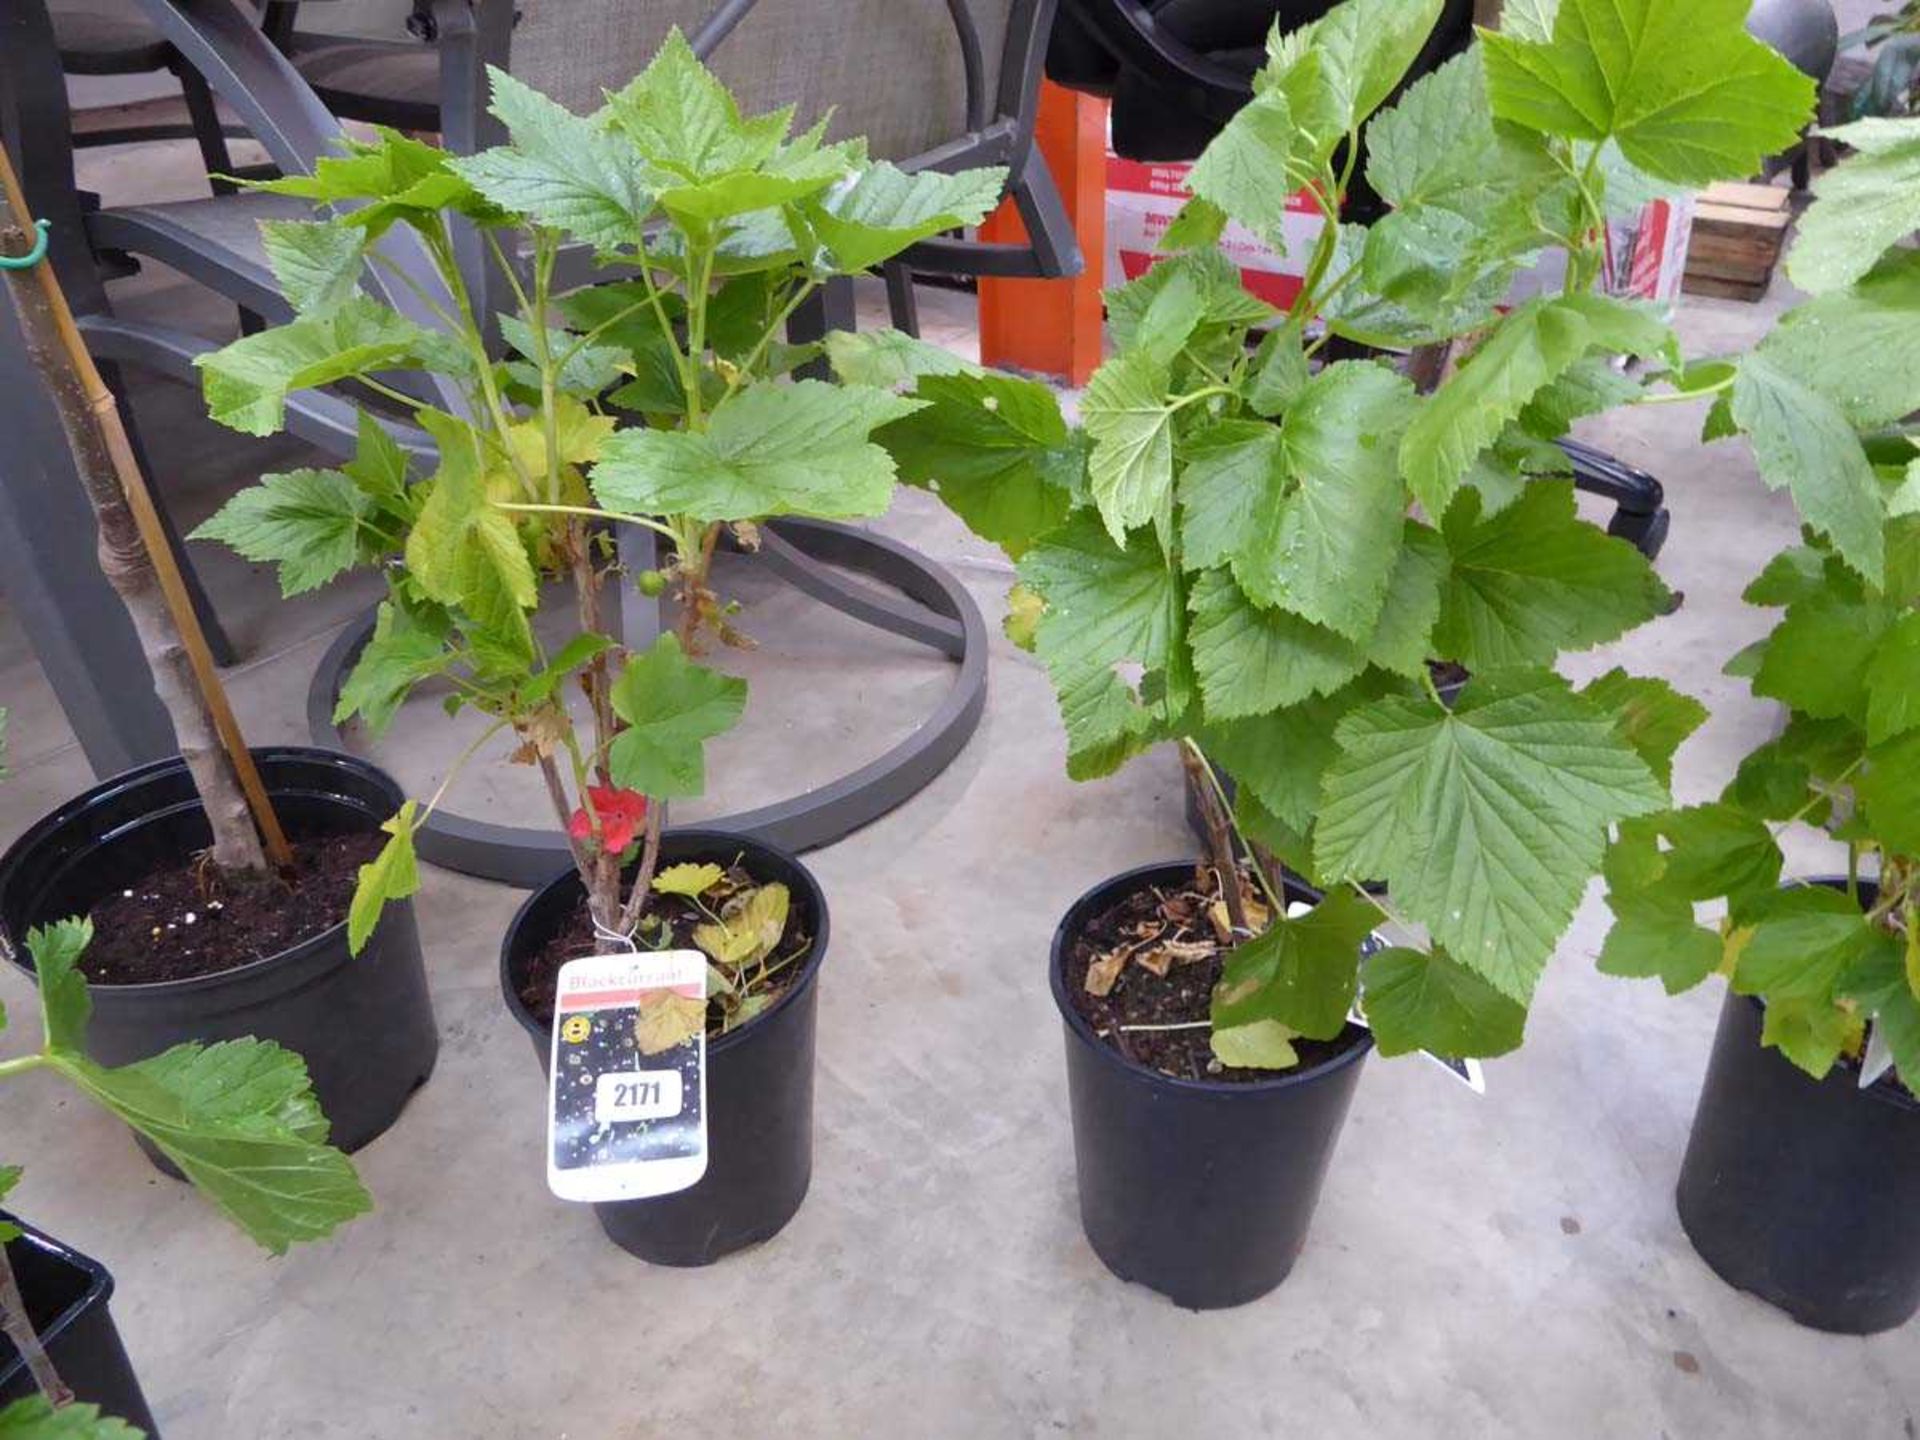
[0,147,292,870]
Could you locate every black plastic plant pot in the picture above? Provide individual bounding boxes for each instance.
[1677,955,1920,1334]
[0,1215,159,1435]
[500,829,829,1267]
[0,748,439,1161]
[1052,861,1373,1310]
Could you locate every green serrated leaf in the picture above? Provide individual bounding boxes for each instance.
[196,297,442,437]
[877,372,1078,557]
[1788,116,1920,294]
[522,632,615,708]
[1839,941,1920,1089]
[1762,995,1864,1079]
[1435,481,1668,668]
[343,408,413,512]
[1756,253,1920,430]
[1361,945,1527,1058]
[1865,612,1920,744]
[349,802,420,956]
[1743,545,1828,607]
[648,123,855,231]
[603,29,785,182]
[1256,362,1416,639]
[334,598,452,733]
[1519,356,1643,438]
[191,468,377,597]
[1733,891,1885,1005]
[1502,0,1560,41]
[1580,669,1707,786]
[1724,714,1865,821]
[1106,250,1276,349]
[1362,51,1562,317]
[1316,668,1666,1001]
[1188,569,1366,721]
[53,1041,370,1254]
[1017,514,1183,779]
[807,164,1006,274]
[1401,294,1670,517]
[1654,804,1786,900]
[1176,421,1286,575]
[26,918,95,1055]
[1160,196,1228,252]
[1245,320,1309,417]
[592,381,922,522]
[1362,522,1449,678]
[1213,888,1374,1041]
[1751,588,1892,723]
[1481,0,1814,187]
[1859,729,1920,856]
[1597,899,1722,995]
[1186,89,1297,236]
[497,314,626,396]
[1261,0,1447,165]
[0,1395,145,1439]
[1082,350,1178,542]
[824,328,978,389]
[450,72,652,249]
[607,634,747,798]
[260,219,367,316]
[1200,673,1392,834]
[1731,348,1888,591]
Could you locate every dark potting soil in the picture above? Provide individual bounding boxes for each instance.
[82,831,382,984]
[1066,863,1365,1085]
[519,858,813,1038]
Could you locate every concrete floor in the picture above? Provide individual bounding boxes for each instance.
[3,115,1916,1440]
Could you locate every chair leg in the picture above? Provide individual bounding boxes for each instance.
[171,58,240,198]
[171,61,266,340]
[882,262,921,337]
[98,360,240,666]
[788,275,858,380]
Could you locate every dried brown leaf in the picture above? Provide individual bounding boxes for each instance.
[1208,900,1233,945]
[1134,949,1174,978]
[1085,949,1128,996]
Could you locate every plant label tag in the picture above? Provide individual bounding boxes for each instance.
[1860,1023,1896,1090]
[547,949,708,1204]
[1422,1053,1487,1094]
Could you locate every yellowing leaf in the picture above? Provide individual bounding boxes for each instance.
[635,991,706,1055]
[1210,1018,1300,1069]
[504,396,619,478]
[348,802,421,956]
[694,882,789,971]
[653,862,724,897]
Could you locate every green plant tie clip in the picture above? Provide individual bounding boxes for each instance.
[0,219,50,271]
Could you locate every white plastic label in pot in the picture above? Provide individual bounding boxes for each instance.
[547,949,708,1203]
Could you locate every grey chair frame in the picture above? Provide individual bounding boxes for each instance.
[1,0,1062,880]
